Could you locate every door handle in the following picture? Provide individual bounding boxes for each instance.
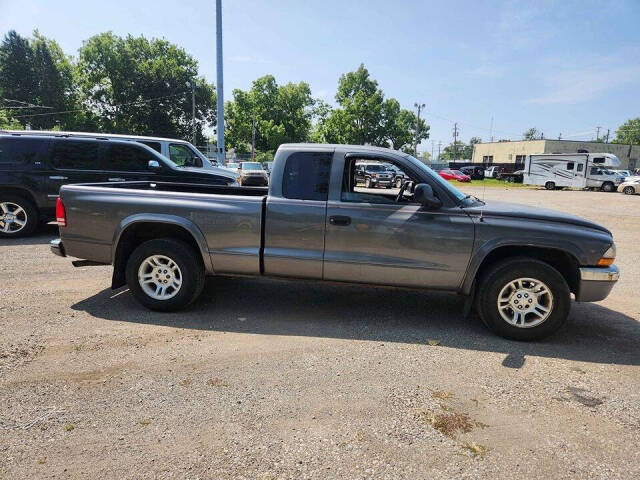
[329,215,351,226]
[108,177,126,182]
[49,175,68,180]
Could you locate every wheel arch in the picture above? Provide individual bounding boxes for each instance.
[463,244,581,297]
[111,214,212,289]
[0,186,39,208]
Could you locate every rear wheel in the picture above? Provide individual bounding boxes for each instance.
[623,186,636,195]
[477,258,570,341]
[125,238,205,311]
[545,181,555,190]
[395,177,403,188]
[601,182,614,192]
[0,195,39,238]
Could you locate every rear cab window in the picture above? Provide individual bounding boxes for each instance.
[51,140,100,170]
[282,152,332,201]
[0,137,48,165]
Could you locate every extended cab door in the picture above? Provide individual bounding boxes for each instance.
[323,151,474,290]
[263,148,333,279]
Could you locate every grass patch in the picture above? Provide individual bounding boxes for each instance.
[207,377,229,387]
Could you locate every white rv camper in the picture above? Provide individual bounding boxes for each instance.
[523,153,622,192]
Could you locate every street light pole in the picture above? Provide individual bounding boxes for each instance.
[413,102,425,157]
[215,0,225,164]
[251,118,256,160]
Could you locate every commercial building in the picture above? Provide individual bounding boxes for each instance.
[472,140,639,170]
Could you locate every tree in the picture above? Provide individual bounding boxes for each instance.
[440,141,467,161]
[523,127,543,140]
[0,110,22,129]
[613,118,640,145]
[0,30,77,130]
[224,75,315,152]
[76,32,215,142]
[320,64,429,150]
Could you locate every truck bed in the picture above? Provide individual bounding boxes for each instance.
[58,181,268,275]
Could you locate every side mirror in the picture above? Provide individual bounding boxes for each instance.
[413,183,442,209]
[148,160,161,171]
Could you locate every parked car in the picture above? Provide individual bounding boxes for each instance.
[618,177,640,195]
[484,166,504,178]
[52,143,619,341]
[3,129,223,172]
[438,169,471,182]
[498,169,524,183]
[0,133,237,237]
[238,162,269,186]
[388,164,406,188]
[459,166,485,180]
[354,162,395,188]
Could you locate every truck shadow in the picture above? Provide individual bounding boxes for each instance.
[71,275,640,368]
[0,223,58,246]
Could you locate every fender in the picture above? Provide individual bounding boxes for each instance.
[112,213,214,273]
[460,237,583,295]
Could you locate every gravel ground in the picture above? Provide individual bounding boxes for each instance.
[1,186,639,479]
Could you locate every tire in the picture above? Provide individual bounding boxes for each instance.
[623,186,636,195]
[507,176,514,183]
[601,182,614,192]
[545,181,555,191]
[476,257,570,341]
[395,178,403,188]
[125,238,205,312]
[0,194,39,238]
[365,178,371,188]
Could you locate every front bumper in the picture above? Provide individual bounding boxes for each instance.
[50,238,66,257]
[575,265,619,302]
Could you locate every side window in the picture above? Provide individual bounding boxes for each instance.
[51,140,99,170]
[341,159,415,204]
[282,152,332,201]
[0,137,46,164]
[591,167,601,175]
[593,157,605,164]
[169,144,202,167]
[105,144,154,171]
[139,141,161,153]
[566,162,574,170]
[577,164,584,172]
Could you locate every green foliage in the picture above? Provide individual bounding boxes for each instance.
[0,30,77,129]
[319,64,429,151]
[76,32,215,142]
[0,110,22,129]
[613,118,640,145]
[523,127,543,140]
[225,75,314,152]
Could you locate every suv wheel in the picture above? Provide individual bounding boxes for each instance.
[395,177,403,188]
[601,182,614,192]
[365,178,372,188]
[545,181,555,190]
[623,186,636,195]
[125,238,205,311]
[0,195,39,238]
[477,258,570,341]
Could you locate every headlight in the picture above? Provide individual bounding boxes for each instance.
[598,244,616,267]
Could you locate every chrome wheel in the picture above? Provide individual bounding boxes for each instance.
[497,277,554,328]
[623,186,635,195]
[138,255,182,300]
[0,202,28,234]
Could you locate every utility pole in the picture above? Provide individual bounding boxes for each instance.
[215,0,225,164]
[437,141,442,161]
[431,140,434,162]
[490,116,494,142]
[191,81,196,145]
[452,123,459,163]
[605,129,610,143]
[596,126,601,141]
[413,102,425,156]
[251,118,256,160]
[558,133,562,140]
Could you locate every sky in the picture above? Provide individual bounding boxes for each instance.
[1,0,640,152]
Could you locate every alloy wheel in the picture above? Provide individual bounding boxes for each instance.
[497,277,554,328]
[138,255,183,300]
[0,202,28,234]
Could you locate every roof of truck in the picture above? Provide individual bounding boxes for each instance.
[0,129,191,144]
[279,143,409,156]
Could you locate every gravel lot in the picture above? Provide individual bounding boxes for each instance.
[1,186,639,479]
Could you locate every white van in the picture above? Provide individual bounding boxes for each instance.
[1,130,223,171]
[523,153,623,192]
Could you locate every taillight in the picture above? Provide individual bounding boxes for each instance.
[56,197,67,227]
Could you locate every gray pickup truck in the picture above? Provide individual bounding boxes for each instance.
[51,143,619,340]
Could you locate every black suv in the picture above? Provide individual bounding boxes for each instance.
[0,133,237,237]
[354,163,395,188]
[459,166,485,180]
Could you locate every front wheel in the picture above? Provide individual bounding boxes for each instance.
[125,238,205,311]
[365,178,371,188]
[477,258,570,341]
[545,181,555,190]
[395,178,403,188]
[601,182,614,192]
[623,186,636,195]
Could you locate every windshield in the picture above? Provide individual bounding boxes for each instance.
[404,155,467,203]
[241,162,263,170]
[226,162,239,168]
[365,164,386,172]
[451,170,464,175]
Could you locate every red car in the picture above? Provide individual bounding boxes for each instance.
[438,169,471,182]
